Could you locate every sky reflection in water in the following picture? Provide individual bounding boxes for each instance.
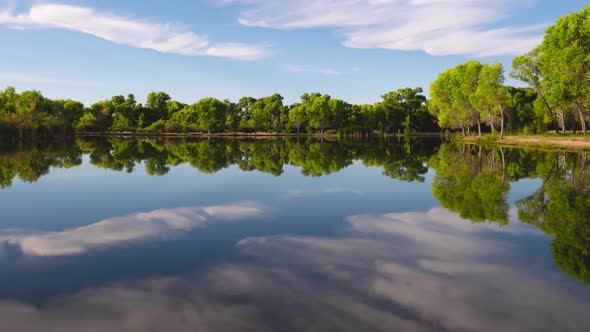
[0,138,588,331]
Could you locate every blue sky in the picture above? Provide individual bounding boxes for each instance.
[0,0,586,105]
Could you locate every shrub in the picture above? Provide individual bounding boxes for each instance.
[164,120,183,133]
[144,119,166,133]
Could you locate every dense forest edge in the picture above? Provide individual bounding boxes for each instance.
[1,6,590,145]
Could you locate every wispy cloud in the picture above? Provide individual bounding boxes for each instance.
[0,3,269,60]
[223,0,545,57]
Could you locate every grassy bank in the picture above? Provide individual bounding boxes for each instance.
[461,134,590,151]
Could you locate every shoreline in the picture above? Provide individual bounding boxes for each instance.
[461,135,590,151]
[75,131,445,139]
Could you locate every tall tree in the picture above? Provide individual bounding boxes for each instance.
[0,86,18,118]
[430,69,470,134]
[510,48,559,130]
[237,97,256,132]
[472,63,509,138]
[306,94,332,134]
[196,98,227,134]
[380,91,406,134]
[145,92,171,126]
[455,61,484,136]
[538,6,590,134]
[288,103,307,134]
[224,99,240,135]
[16,90,47,123]
[397,87,427,132]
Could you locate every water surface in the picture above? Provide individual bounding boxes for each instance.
[0,137,588,331]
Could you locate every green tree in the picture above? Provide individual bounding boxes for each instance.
[288,103,307,134]
[455,61,484,136]
[380,91,406,134]
[171,104,199,129]
[398,87,427,132]
[505,87,540,133]
[430,69,470,134]
[237,97,256,132]
[249,94,286,133]
[510,48,559,130]
[195,98,227,134]
[16,90,47,123]
[329,98,349,130]
[538,6,590,134]
[224,99,240,135]
[110,94,138,130]
[306,94,332,134]
[145,92,171,126]
[86,100,114,131]
[472,63,509,138]
[167,100,186,118]
[0,86,18,118]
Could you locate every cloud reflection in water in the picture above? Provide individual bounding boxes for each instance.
[0,207,588,331]
[0,203,264,257]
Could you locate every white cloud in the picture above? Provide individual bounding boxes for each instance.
[223,0,545,56]
[0,203,265,257]
[0,3,269,60]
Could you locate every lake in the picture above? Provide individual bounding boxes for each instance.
[0,137,589,331]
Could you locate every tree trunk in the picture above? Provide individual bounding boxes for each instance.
[558,112,566,133]
[461,126,466,136]
[477,121,482,137]
[578,108,586,135]
[536,86,558,127]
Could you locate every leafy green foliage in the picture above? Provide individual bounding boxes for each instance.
[0,85,439,138]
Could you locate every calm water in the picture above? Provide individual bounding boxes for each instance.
[0,137,589,331]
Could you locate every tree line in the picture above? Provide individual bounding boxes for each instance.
[0,87,438,140]
[429,5,590,136]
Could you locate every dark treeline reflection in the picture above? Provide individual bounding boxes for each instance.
[1,138,589,284]
[0,137,438,187]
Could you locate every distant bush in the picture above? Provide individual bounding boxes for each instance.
[164,120,183,133]
[144,120,166,133]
